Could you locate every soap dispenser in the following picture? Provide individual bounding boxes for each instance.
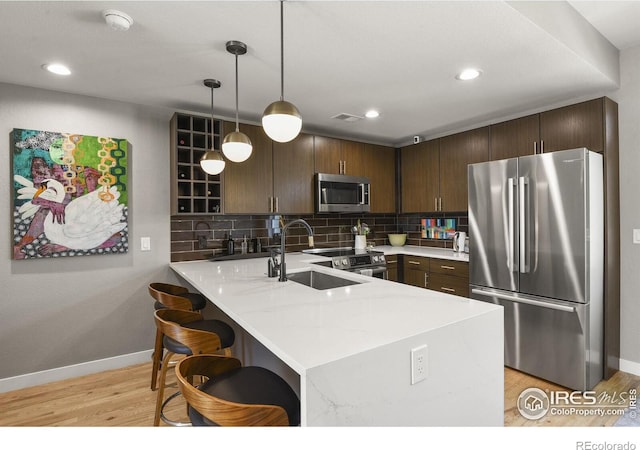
[226,234,235,255]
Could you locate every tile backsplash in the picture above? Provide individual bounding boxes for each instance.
[171,212,468,262]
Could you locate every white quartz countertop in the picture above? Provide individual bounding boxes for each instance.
[375,245,469,262]
[170,251,493,375]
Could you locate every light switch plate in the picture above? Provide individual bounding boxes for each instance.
[141,237,151,251]
[634,229,640,244]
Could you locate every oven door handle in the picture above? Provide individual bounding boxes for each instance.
[355,266,387,278]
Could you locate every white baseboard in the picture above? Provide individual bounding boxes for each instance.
[0,349,153,394]
[620,358,640,377]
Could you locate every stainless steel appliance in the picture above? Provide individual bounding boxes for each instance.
[315,173,370,213]
[307,247,387,279]
[468,148,604,391]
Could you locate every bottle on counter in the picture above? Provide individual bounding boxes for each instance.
[226,234,235,255]
[241,235,248,254]
[253,238,261,254]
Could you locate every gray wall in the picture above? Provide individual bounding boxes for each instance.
[0,83,176,379]
[611,44,640,369]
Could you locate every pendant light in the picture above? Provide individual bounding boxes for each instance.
[222,40,253,163]
[261,0,302,143]
[200,79,226,175]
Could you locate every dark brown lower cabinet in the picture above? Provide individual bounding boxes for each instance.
[385,255,399,282]
[396,254,469,297]
[402,255,430,288]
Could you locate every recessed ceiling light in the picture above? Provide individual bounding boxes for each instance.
[42,63,71,76]
[456,68,481,81]
[365,110,380,119]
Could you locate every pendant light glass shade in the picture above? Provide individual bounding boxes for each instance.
[262,100,302,143]
[222,131,253,163]
[262,0,302,143]
[200,79,225,175]
[200,150,225,175]
[222,40,252,163]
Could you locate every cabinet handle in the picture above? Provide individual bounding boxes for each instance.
[442,287,456,293]
[533,141,537,155]
[343,160,347,174]
[438,197,442,211]
[386,260,397,264]
[275,197,279,212]
[408,260,421,265]
[424,273,429,287]
[541,140,544,154]
[269,197,274,213]
[435,197,438,211]
[440,265,455,270]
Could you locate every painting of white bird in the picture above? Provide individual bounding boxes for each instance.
[32,178,127,250]
[11,128,128,260]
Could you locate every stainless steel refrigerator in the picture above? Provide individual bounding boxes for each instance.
[468,148,604,391]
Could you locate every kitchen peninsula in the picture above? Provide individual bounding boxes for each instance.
[170,251,503,426]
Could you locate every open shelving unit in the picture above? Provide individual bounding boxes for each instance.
[170,112,223,214]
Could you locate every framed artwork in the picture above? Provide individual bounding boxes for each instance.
[11,128,128,260]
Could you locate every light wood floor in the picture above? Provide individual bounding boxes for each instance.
[0,362,638,426]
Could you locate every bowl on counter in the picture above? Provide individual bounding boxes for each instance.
[388,233,407,247]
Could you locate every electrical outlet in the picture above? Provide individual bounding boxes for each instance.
[411,344,428,385]
[633,229,640,244]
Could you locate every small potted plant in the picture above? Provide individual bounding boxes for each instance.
[353,219,370,249]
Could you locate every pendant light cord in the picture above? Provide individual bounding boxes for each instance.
[210,85,215,147]
[235,53,240,133]
[280,0,284,101]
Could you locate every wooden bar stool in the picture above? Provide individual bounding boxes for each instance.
[148,282,209,391]
[153,309,235,426]
[176,354,301,426]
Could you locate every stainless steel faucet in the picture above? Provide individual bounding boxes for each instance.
[274,218,314,282]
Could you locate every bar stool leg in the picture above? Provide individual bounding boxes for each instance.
[154,350,174,426]
[150,329,164,391]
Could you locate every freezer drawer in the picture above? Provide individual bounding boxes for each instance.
[471,286,603,391]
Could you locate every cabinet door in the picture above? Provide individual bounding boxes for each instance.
[540,98,604,153]
[403,256,429,288]
[314,136,342,174]
[429,273,469,298]
[364,144,396,213]
[341,139,366,176]
[273,133,314,214]
[439,127,489,212]
[490,114,540,160]
[400,139,440,213]
[385,255,399,282]
[223,122,273,214]
[404,268,428,288]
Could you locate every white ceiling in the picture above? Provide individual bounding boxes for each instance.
[1,1,639,147]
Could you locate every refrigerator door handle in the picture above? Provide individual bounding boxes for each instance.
[508,177,516,273]
[471,288,576,313]
[519,176,530,273]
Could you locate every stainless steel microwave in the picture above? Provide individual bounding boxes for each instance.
[315,173,370,213]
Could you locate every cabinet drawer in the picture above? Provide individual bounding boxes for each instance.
[403,256,430,271]
[429,273,469,298]
[429,260,468,277]
[385,256,399,265]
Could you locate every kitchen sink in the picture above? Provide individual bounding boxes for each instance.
[287,270,361,290]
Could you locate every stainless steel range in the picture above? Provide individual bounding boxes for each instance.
[306,247,387,279]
